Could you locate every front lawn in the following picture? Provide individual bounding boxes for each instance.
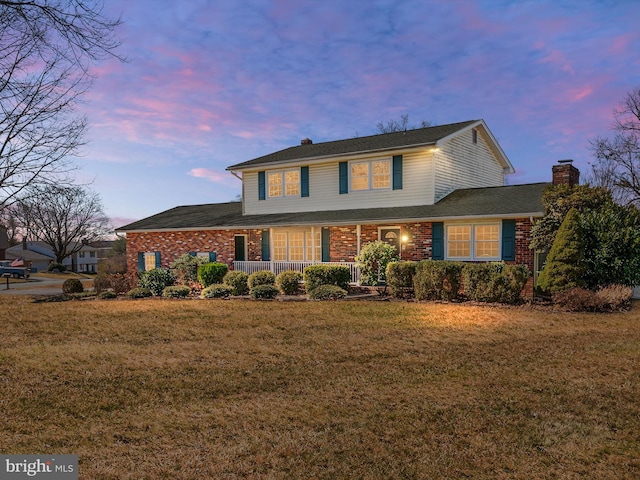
[1,297,638,478]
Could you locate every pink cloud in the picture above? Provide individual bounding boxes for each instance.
[188,168,229,183]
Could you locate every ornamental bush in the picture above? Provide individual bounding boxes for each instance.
[462,263,530,304]
[62,278,83,294]
[162,285,191,298]
[308,285,347,300]
[276,270,303,295]
[414,260,464,301]
[355,241,399,285]
[127,287,152,298]
[201,284,234,299]
[223,271,249,295]
[303,265,350,293]
[552,285,633,312]
[197,262,229,288]
[250,284,279,300]
[170,253,210,284]
[48,262,66,272]
[386,261,418,298]
[537,208,585,295]
[247,270,276,289]
[94,273,131,294]
[138,268,176,296]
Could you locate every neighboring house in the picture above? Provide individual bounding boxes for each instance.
[117,119,580,293]
[6,240,103,273]
[0,226,8,260]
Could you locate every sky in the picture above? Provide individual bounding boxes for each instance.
[76,0,640,227]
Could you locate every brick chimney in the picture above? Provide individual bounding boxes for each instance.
[301,138,313,145]
[552,159,579,186]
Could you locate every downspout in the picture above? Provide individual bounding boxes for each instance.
[356,225,361,257]
[229,170,244,214]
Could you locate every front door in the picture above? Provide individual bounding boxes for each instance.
[380,228,401,254]
[234,235,247,262]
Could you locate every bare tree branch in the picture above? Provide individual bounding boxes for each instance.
[0,1,122,210]
[15,184,111,262]
[376,114,432,134]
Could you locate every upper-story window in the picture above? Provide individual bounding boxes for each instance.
[268,170,300,197]
[350,159,390,191]
[79,251,86,258]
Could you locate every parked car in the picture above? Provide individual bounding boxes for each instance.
[0,260,31,279]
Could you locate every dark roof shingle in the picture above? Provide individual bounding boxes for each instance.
[117,183,548,232]
[227,120,479,170]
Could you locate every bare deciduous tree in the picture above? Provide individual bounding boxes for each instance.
[376,114,432,134]
[0,1,122,209]
[587,88,640,206]
[15,185,111,263]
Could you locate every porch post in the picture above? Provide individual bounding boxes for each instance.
[311,226,315,262]
[269,228,273,272]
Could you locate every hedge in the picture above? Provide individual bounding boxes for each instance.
[303,265,350,293]
[462,263,530,304]
[386,261,418,298]
[414,260,464,301]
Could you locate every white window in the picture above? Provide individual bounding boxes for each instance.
[350,159,390,191]
[272,229,321,262]
[89,251,96,258]
[446,224,500,260]
[268,170,300,197]
[79,251,86,258]
[144,252,157,271]
[196,252,211,261]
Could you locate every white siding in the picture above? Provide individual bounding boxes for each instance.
[434,128,505,201]
[243,150,436,215]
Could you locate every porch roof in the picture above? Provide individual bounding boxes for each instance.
[118,182,548,233]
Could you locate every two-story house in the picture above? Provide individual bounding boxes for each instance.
[118,120,579,291]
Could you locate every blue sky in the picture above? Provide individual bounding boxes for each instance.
[77,0,640,226]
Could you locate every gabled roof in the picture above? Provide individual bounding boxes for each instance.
[117,183,548,233]
[227,120,497,170]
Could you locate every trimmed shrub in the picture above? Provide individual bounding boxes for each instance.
[93,274,110,293]
[138,268,176,296]
[462,263,530,304]
[553,285,633,312]
[250,284,279,300]
[97,291,117,299]
[197,262,229,288]
[303,265,351,293]
[355,241,400,285]
[62,278,83,294]
[201,283,234,299]
[386,261,418,298]
[48,262,66,272]
[162,285,191,298]
[248,270,276,289]
[414,260,464,301]
[537,208,586,295]
[223,271,249,295]
[309,285,347,300]
[276,270,303,295]
[127,287,152,298]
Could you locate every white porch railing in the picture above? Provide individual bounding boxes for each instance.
[234,261,361,284]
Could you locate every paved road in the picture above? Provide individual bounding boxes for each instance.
[0,276,92,296]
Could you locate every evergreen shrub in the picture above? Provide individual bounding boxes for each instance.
[308,285,347,300]
[414,260,464,301]
[250,284,279,300]
[223,271,249,295]
[201,284,234,299]
[247,270,276,289]
[197,262,228,288]
[462,263,530,304]
[303,265,350,293]
[386,261,418,298]
[138,268,176,296]
[276,270,303,295]
[62,278,83,294]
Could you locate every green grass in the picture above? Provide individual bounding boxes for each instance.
[1,297,639,479]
